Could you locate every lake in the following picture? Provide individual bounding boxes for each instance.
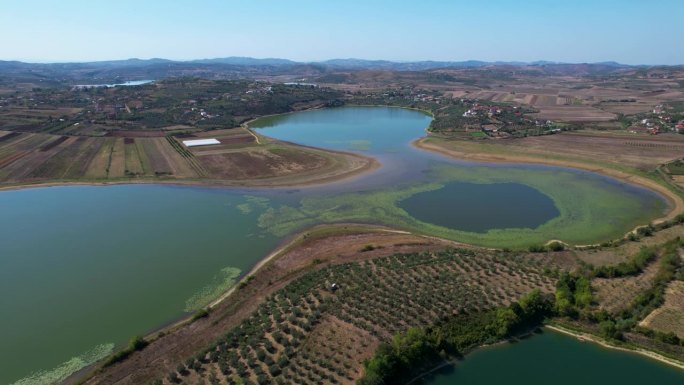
[73,80,154,88]
[423,329,684,385]
[398,181,560,233]
[0,107,671,384]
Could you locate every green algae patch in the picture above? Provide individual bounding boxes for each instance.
[184,266,242,312]
[258,165,666,248]
[10,343,114,385]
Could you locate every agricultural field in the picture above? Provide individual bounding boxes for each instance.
[529,105,616,122]
[154,248,559,385]
[593,256,664,314]
[640,280,684,338]
[0,125,372,188]
[572,225,684,266]
[419,130,684,173]
[0,130,201,185]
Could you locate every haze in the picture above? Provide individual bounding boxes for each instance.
[1,0,682,65]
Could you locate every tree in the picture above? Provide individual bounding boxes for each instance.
[492,307,520,337]
[518,289,553,324]
[573,276,592,308]
[599,320,622,340]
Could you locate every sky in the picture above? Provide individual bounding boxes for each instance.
[1,0,682,65]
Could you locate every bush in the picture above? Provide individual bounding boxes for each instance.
[192,308,210,321]
[360,244,376,252]
[128,335,149,351]
[528,244,546,253]
[102,336,149,367]
[636,225,654,237]
[599,320,623,340]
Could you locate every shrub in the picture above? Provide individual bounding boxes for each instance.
[192,308,210,321]
[360,244,376,252]
[528,244,546,253]
[547,241,565,252]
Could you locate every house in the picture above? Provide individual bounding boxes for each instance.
[676,121,684,133]
[482,124,498,133]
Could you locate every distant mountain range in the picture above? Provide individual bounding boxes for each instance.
[0,56,637,70]
[0,57,676,86]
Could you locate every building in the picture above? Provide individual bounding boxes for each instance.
[182,138,221,147]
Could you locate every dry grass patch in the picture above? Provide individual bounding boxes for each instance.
[530,106,615,122]
[575,226,684,266]
[594,257,662,313]
[640,278,684,338]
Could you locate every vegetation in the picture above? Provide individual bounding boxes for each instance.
[557,236,684,351]
[102,336,149,367]
[358,290,553,385]
[346,90,553,139]
[258,164,665,248]
[153,248,559,384]
[0,79,344,134]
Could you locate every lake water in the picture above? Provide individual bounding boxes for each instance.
[423,329,684,385]
[73,79,154,88]
[0,107,671,384]
[398,182,560,233]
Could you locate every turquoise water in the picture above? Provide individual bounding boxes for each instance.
[0,107,671,384]
[423,330,684,385]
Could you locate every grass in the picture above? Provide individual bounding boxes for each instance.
[257,164,665,249]
[667,160,684,175]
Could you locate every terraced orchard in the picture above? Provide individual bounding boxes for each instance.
[156,249,559,385]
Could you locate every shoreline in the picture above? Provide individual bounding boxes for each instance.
[0,147,379,193]
[413,137,684,225]
[546,325,684,370]
[209,224,413,308]
[69,224,452,385]
[406,324,684,385]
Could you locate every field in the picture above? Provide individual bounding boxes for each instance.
[572,225,684,266]
[640,280,684,338]
[0,130,200,184]
[0,127,373,188]
[421,131,684,173]
[594,256,664,313]
[529,106,616,122]
[169,250,556,385]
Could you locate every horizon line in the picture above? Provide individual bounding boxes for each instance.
[1,56,682,67]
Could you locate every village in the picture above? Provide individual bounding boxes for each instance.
[624,103,684,135]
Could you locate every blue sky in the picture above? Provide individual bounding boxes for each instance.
[1,0,681,64]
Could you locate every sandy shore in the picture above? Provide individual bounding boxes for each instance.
[414,137,684,224]
[546,325,684,370]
